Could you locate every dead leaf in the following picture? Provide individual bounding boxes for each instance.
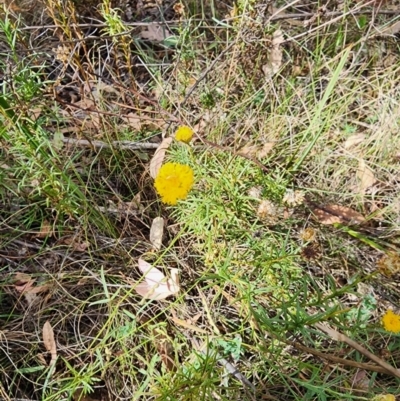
[135,258,179,300]
[42,321,57,366]
[83,80,118,97]
[380,20,400,35]
[14,273,35,295]
[29,107,42,121]
[238,144,259,157]
[13,273,51,306]
[257,142,275,158]
[120,113,142,130]
[351,369,369,391]
[139,23,172,42]
[356,160,376,195]
[35,219,53,239]
[344,133,366,149]
[62,237,90,252]
[262,29,284,78]
[150,217,164,250]
[26,283,51,295]
[66,98,101,130]
[312,204,365,225]
[152,328,176,371]
[149,137,173,179]
[238,142,275,159]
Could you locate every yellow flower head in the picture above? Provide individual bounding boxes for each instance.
[154,162,194,205]
[174,126,194,143]
[382,310,400,334]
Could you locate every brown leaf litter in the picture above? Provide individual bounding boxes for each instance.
[149,137,173,179]
[356,159,376,195]
[311,203,366,225]
[135,258,180,300]
[42,321,57,367]
[262,29,284,78]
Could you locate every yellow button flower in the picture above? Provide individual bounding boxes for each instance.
[154,162,194,205]
[382,310,400,334]
[174,126,194,143]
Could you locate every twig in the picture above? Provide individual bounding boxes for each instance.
[19,20,181,30]
[290,340,395,375]
[315,322,400,379]
[218,288,400,378]
[62,137,159,150]
[0,399,35,401]
[267,9,400,22]
[17,9,399,32]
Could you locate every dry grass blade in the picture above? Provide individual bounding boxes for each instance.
[42,321,57,367]
[149,137,173,179]
[35,219,53,238]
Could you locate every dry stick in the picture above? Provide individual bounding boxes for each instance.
[291,340,393,375]
[0,399,34,401]
[268,323,400,377]
[314,323,400,379]
[18,8,400,31]
[219,288,400,378]
[271,326,400,378]
[62,137,159,150]
[267,9,400,21]
[20,20,182,30]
